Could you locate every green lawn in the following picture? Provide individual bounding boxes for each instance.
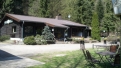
[28,49,114,68]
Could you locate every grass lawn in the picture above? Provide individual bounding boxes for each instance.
[28,49,115,68]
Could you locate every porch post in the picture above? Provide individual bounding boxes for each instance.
[64,28,68,42]
[71,27,72,37]
[21,21,24,40]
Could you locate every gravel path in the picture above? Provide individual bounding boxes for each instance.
[0,43,94,56]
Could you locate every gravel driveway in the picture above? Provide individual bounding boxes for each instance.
[0,43,94,56]
[0,43,95,68]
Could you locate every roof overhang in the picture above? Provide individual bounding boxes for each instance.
[1,13,86,28]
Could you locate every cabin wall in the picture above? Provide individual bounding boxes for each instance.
[0,21,21,38]
[0,20,46,39]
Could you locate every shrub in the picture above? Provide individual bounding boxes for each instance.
[23,36,36,45]
[106,36,117,41]
[0,35,10,42]
[35,34,47,45]
[72,39,80,43]
[41,40,47,45]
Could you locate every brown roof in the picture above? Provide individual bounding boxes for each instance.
[2,13,87,28]
[60,20,86,27]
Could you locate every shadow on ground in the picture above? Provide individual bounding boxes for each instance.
[0,49,22,61]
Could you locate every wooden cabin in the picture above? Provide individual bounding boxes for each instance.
[0,13,91,41]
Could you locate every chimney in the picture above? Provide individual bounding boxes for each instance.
[55,14,62,20]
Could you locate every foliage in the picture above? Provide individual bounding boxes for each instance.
[35,34,47,45]
[48,0,62,18]
[0,35,10,42]
[104,0,113,13]
[28,0,50,17]
[28,0,40,17]
[106,35,118,41]
[42,25,55,40]
[91,12,100,41]
[72,39,80,43]
[23,36,36,45]
[0,0,120,36]
[39,0,50,17]
[100,1,119,36]
[61,0,94,26]
[101,13,115,34]
[0,0,13,19]
[96,0,104,23]
[0,0,33,19]
[41,25,55,44]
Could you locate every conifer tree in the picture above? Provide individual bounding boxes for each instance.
[96,0,104,23]
[91,12,100,41]
[42,25,55,40]
[39,0,50,17]
[0,0,14,19]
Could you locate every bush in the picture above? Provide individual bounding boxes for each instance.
[35,34,47,45]
[0,35,10,42]
[106,36,118,41]
[23,36,36,45]
[72,39,80,43]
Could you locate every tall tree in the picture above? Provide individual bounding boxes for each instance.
[81,0,94,26]
[48,0,62,18]
[61,0,78,21]
[0,0,4,19]
[28,0,50,18]
[91,12,100,41]
[0,0,14,20]
[22,0,30,15]
[12,0,23,14]
[0,0,32,19]
[28,0,40,17]
[101,13,115,35]
[39,0,50,17]
[101,0,120,35]
[61,0,94,26]
[96,0,104,23]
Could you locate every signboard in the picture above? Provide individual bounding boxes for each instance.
[112,0,121,15]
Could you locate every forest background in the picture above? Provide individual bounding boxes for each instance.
[0,0,120,36]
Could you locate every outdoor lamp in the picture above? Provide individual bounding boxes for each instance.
[68,14,71,20]
[52,28,54,35]
[103,30,105,37]
[68,15,71,19]
[52,28,54,31]
[112,0,121,66]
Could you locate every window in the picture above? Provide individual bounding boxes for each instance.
[12,26,16,33]
[25,26,33,33]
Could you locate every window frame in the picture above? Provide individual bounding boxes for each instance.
[12,26,17,33]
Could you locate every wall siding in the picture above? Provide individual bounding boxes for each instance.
[1,22,21,38]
